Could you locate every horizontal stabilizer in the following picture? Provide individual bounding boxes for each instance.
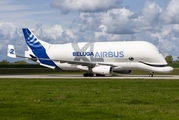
[7,45,16,58]
[40,63,56,69]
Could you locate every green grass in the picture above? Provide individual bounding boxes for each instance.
[0,78,179,119]
[169,63,179,68]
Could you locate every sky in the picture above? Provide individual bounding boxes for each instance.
[0,0,179,63]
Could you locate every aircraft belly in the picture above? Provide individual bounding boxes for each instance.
[55,62,79,70]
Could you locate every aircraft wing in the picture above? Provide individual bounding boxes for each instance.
[16,55,116,67]
[39,58,117,67]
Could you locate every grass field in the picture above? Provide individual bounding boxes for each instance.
[0,78,179,120]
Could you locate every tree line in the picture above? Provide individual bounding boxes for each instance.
[165,55,179,64]
[0,60,29,65]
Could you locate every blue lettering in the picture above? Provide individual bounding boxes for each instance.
[77,52,80,56]
[10,49,14,54]
[73,52,75,56]
[100,52,102,58]
[86,52,89,56]
[90,52,94,56]
[114,51,118,57]
[103,52,108,57]
[95,52,100,58]
[73,51,124,57]
[120,51,124,57]
[85,52,87,56]
[108,51,113,58]
[82,52,87,56]
[83,52,86,56]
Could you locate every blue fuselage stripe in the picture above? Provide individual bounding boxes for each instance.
[33,49,57,67]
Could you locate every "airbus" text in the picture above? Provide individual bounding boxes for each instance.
[73,51,124,58]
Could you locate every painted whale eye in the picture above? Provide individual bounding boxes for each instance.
[129,57,134,61]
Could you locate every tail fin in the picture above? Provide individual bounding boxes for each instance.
[7,45,16,58]
[22,28,57,67]
[22,28,44,50]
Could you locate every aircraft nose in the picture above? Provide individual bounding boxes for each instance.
[170,67,173,72]
[165,66,173,73]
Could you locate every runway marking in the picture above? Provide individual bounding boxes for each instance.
[0,75,179,79]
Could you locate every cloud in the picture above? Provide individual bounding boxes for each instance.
[0,22,77,62]
[51,0,122,14]
[34,24,76,44]
[160,0,179,24]
[1,0,179,62]
[79,1,163,34]
[0,22,26,62]
[0,0,30,12]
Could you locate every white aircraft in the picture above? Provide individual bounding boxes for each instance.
[8,28,173,77]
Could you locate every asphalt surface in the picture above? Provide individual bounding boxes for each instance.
[0,75,179,79]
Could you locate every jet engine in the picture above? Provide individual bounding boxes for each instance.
[92,66,113,75]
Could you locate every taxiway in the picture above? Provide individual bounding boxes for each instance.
[0,75,179,79]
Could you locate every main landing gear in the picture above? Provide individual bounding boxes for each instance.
[83,73,94,77]
[83,73,106,77]
[149,72,154,77]
[83,67,94,77]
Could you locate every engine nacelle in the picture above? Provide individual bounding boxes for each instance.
[92,66,113,75]
[113,70,132,74]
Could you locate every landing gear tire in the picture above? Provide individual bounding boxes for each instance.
[149,74,153,77]
[149,72,154,77]
[96,74,105,77]
[83,73,88,77]
[83,73,94,77]
[89,73,94,77]
[96,74,101,77]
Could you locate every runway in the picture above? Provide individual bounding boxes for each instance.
[0,74,179,79]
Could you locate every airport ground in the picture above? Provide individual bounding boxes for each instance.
[0,67,179,119]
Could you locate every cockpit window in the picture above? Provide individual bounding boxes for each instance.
[158,49,162,54]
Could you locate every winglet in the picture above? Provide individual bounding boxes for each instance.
[7,45,16,58]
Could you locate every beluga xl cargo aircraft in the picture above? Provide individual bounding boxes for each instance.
[8,28,173,77]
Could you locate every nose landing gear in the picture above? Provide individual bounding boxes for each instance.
[149,72,154,77]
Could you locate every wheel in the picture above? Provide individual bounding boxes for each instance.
[149,74,153,77]
[83,73,94,77]
[89,73,94,77]
[96,74,101,77]
[101,74,105,77]
[149,72,154,77]
[83,73,89,77]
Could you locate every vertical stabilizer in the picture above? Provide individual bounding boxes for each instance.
[7,45,16,58]
[22,28,57,67]
[22,28,45,50]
